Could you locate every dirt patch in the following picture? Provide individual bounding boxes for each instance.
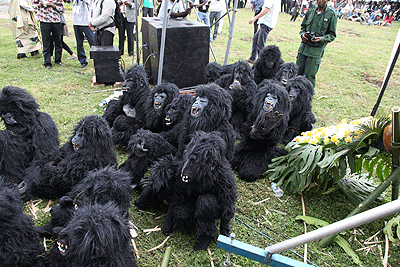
[362,72,382,87]
[338,29,362,37]
[240,36,252,42]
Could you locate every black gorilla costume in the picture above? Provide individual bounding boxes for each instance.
[0,181,48,267]
[204,61,237,83]
[165,93,195,130]
[252,45,284,84]
[163,83,236,160]
[119,129,177,187]
[36,166,133,239]
[136,131,237,251]
[144,82,179,133]
[103,65,150,150]
[48,202,138,267]
[282,75,316,144]
[0,86,59,185]
[232,79,291,182]
[214,60,257,139]
[275,62,299,86]
[20,115,117,201]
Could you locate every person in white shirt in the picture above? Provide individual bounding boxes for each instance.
[157,0,191,21]
[246,0,281,63]
[209,0,223,40]
[72,0,95,68]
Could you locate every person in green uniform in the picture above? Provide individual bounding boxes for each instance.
[296,0,337,88]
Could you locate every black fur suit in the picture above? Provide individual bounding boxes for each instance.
[103,65,150,150]
[48,202,138,267]
[232,79,291,182]
[20,115,117,201]
[137,131,237,251]
[163,84,236,160]
[144,82,179,133]
[36,166,134,238]
[119,129,177,187]
[252,45,284,84]
[282,75,316,144]
[0,180,49,267]
[0,86,59,185]
[214,60,257,139]
[165,93,195,131]
[204,61,238,83]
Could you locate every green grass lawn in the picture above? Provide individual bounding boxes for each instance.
[1,5,400,266]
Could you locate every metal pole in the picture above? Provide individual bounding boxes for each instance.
[266,198,400,254]
[319,166,400,247]
[158,0,178,85]
[134,0,141,64]
[223,0,237,65]
[371,28,400,117]
[392,107,400,200]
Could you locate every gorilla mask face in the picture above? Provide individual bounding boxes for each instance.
[264,55,276,69]
[263,93,278,112]
[71,130,84,151]
[165,105,178,126]
[181,153,198,183]
[281,68,295,85]
[122,76,146,92]
[153,92,167,110]
[57,230,69,256]
[1,113,17,125]
[288,87,301,102]
[191,97,208,118]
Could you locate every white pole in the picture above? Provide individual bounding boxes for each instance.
[266,199,400,254]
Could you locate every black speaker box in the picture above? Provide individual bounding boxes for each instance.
[142,17,209,88]
[90,46,123,84]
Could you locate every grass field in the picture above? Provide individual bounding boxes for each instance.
[0,4,400,266]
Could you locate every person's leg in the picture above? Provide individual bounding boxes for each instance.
[74,25,87,64]
[61,36,74,56]
[254,8,261,34]
[126,21,135,56]
[40,22,52,67]
[212,11,221,39]
[296,53,306,76]
[94,32,101,46]
[52,22,63,64]
[197,11,205,23]
[149,7,154,17]
[249,28,260,61]
[83,26,95,46]
[118,20,126,55]
[301,56,320,88]
[253,24,270,58]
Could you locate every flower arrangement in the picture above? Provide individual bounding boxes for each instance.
[265,116,392,194]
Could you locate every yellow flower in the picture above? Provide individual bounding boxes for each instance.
[335,140,340,145]
[331,135,338,143]
[345,136,352,143]
[350,119,361,125]
[295,137,302,142]
[324,138,330,144]
[343,130,351,137]
[341,119,348,124]
[304,137,311,143]
[306,131,313,136]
